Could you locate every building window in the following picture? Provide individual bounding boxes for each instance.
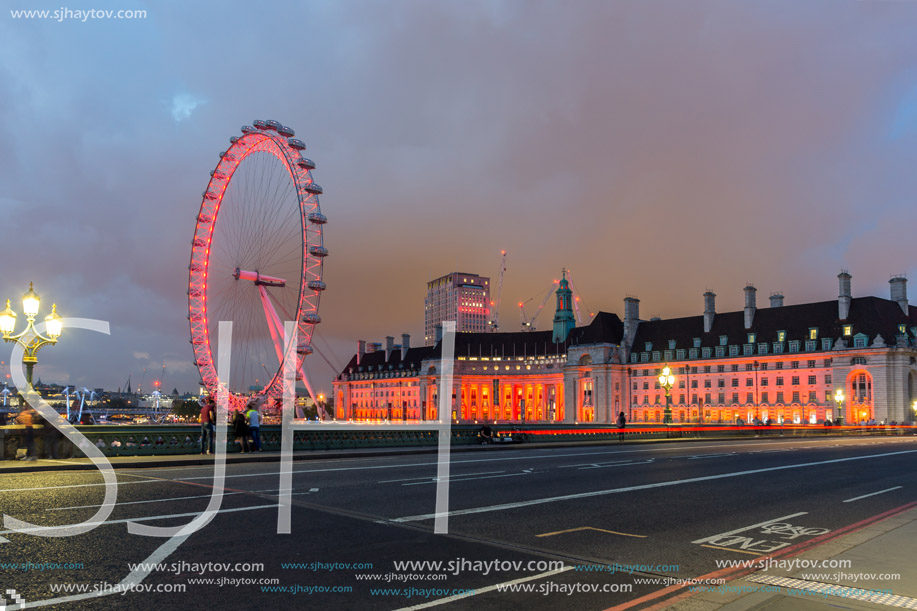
[746,378,753,386]
[789,341,800,353]
[641,353,649,363]
[805,340,816,351]
[821,338,833,351]
[776,391,784,403]
[807,360,815,368]
[652,351,661,362]
[702,347,712,358]
[664,350,674,361]
[791,360,799,368]
[743,344,753,355]
[693,338,701,348]
[704,393,711,404]
[792,391,800,403]
[633,382,638,390]
[668,339,677,350]
[746,392,753,403]
[718,393,725,405]
[645,342,652,351]
[704,379,712,388]
[843,325,852,336]
[704,366,711,373]
[748,333,756,344]
[729,345,739,356]
[691,380,698,388]
[715,346,725,358]
[718,365,725,373]
[732,392,739,403]
[808,328,818,340]
[808,391,817,403]
[732,364,739,372]
[758,343,768,354]
[731,378,739,387]
[760,378,768,386]
[676,349,686,360]
[791,376,800,385]
[823,358,832,367]
[777,330,786,342]
[719,335,728,346]
[643,382,649,390]
[689,348,698,359]
[718,379,725,388]
[807,375,816,385]
[761,391,769,404]
[774,362,782,370]
[854,335,867,348]
[825,375,832,385]
[776,377,784,386]
[774,343,784,354]
[630,353,638,364]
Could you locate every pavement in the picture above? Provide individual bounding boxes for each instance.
[649,507,917,611]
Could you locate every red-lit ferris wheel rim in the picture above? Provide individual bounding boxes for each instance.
[188,121,326,407]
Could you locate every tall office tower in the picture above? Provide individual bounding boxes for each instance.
[424,272,490,345]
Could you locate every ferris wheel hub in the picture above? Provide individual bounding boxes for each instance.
[232,267,286,288]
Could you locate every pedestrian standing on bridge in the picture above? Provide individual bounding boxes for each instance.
[232,408,250,453]
[15,406,38,461]
[200,396,216,455]
[246,399,262,452]
[617,411,627,441]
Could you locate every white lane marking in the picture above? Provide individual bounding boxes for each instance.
[561,459,634,468]
[692,513,809,544]
[0,480,160,493]
[389,449,917,522]
[579,460,654,470]
[380,471,505,484]
[403,472,531,486]
[392,566,574,611]
[47,487,294,511]
[0,504,277,537]
[843,486,903,503]
[686,453,736,460]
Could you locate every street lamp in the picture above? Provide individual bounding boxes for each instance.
[0,283,63,387]
[659,365,675,424]
[911,399,916,424]
[834,388,845,426]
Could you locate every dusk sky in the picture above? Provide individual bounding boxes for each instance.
[1,0,916,396]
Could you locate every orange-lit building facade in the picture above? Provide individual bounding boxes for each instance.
[335,272,917,425]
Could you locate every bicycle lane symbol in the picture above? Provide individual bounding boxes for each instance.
[692,512,832,554]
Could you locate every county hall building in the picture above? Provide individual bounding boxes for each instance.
[333,271,917,426]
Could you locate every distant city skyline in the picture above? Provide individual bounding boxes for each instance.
[1,1,916,395]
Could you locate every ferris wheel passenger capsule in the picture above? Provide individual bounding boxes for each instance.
[307,212,327,224]
[253,120,268,129]
[241,125,255,134]
[296,343,313,356]
[266,120,281,131]
[297,158,316,170]
[277,125,295,137]
[307,280,327,291]
[301,313,322,324]
[304,183,323,195]
[309,246,328,257]
[288,138,306,150]
[229,136,239,144]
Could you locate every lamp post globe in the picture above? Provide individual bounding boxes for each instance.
[0,283,64,388]
[834,388,845,426]
[659,365,676,424]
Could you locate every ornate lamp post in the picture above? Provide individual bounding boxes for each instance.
[659,365,675,424]
[0,283,63,388]
[834,388,845,426]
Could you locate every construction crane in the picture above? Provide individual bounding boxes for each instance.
[566,269,595,324]
[488,250,507,332]
[518,280,559,331]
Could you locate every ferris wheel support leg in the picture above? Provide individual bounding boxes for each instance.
[258,285,286,366]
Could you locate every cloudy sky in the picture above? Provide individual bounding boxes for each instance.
[1,0,916,396]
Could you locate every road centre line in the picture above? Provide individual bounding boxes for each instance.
[390,450,917,522]
[579,460,654,470]
[692,512,808,544]
[403,472,531,486]
[843,486,903,503]
[392,566,574,611]
[561,459,634,468]
[379,471,505,484]
[0,503,277,538]
[47,487,294,511]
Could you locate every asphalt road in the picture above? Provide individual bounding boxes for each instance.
[1,435,916,610]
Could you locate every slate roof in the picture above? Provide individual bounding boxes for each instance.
[631,296,916,351]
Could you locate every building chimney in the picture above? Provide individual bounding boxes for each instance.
[401,333,410,359]
[623,296,640,351]
[385,336,394,361]
[435,324,443,344]
[838,270,852,321]
[890,275,908,315]
[744,285,757,329]
[357,340,366,365]
[769,292,784,308]
[703,291,716,333]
